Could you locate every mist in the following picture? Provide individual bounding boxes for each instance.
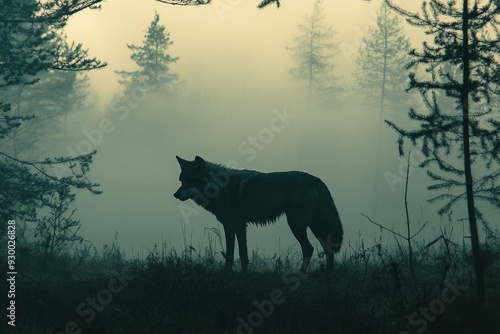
[3,0,500,333]
[43,0,492,259]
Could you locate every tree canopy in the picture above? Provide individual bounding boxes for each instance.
[116,12,179,94]
[287,0,340,104]
[0,0,104,224]
[355,2,411,114]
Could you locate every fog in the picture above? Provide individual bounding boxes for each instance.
[49,0,494,260]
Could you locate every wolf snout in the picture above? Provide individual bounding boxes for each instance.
[173,190,184,200]
[174,187,191,201]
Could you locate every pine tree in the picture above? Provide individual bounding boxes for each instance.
[355,2,411,116]
[386,0,500,305]
[117,12,179,94]
[0,33,94,160]
[0,71,92,160]
[355,3,413,217]
[0,0,104,224]
[287,0,339,104]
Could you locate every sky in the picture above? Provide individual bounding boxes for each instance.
[65,0,420,103]
[55,0,495,263]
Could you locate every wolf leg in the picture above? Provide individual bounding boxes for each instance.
[286,217,314,273]
[223,224,235,271]
[235,223,249,273]
[324,251,334,275]
[309,225,335,275]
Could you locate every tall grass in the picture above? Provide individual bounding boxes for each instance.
[1,221,499,334]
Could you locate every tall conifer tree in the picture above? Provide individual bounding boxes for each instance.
[287,0,339,104]
[386,0,500,305]
[355,2,411,115]
[117,13,179,94]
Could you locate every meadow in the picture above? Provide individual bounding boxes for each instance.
[2,221,499,334]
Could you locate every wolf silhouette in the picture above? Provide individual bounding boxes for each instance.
[174,156,343,273]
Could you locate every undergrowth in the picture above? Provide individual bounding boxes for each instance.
[1,222,499,334]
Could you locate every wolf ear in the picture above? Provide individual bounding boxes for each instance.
[176,156,189,168]
[194,156,206,169]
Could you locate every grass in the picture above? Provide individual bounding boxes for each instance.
[1,224,500,334]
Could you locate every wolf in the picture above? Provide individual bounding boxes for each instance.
[173,156,343,273]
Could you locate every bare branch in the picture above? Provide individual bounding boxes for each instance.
[155,0,211,5]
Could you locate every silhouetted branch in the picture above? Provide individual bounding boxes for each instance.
[155,0,211,5]
[0,0,103,25]
[361,214,407,240]
[258,0,280,9]
[361,213,428,241]
[0,151,101,194]
[154,0,281,8]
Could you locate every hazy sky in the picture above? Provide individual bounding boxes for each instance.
[58,0,487,262]
[64,0,423,104]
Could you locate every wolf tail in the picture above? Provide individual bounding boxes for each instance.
[316,180,343,253]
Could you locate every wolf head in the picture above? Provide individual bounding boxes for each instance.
[174,156,232,207]
[173,156,207,201]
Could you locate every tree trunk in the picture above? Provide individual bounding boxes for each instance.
[380,3,388,117]
[372,3,389,217]
[308,19,315,106]
[461,0,485,306]
[155,39,159,85]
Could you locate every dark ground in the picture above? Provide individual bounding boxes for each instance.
[1,230,500,334]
